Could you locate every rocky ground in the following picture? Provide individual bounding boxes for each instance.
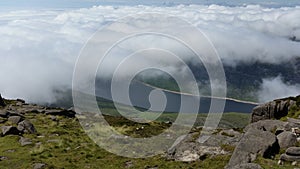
[0,93,300,169]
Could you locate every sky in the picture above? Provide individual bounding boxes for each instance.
[0,0,300,103]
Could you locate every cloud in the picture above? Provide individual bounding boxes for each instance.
[257,76,300,102]
[0,4,299,103]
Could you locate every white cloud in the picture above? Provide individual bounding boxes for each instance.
[257,76,300,102]
[0,4,299,103]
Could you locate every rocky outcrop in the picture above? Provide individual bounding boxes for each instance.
[251,98,296,123]
[279,147,300,163]
[277,131,297,148]
[226,127,279,168]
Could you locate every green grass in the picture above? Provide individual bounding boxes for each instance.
[0,111,233,169]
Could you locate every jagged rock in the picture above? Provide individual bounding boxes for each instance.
[1,126,20,136]
[0,94,5,107]
[19,137,33,146]
[245,120,287,133]
[277,131,297,148]
[8,116,23,124]
[280,153,300,162]
[17,120,36,134]
[45,109,76,118]
[286,147,300,156]
[226,128,279,168]
[231,163,263,169]
[0,110,9,118]
[251,99,296,123]
[33,163,46,169]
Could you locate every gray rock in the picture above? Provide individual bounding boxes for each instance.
[0,156,8,161]
[33,163,46,169]
[245,120,287,133]
[0,110,9,118]
[1,126,20,136]
[286,147,300,156]
[277,131,297,148]
[19,137,33,146]
[226,128,279,168]
[251,99,295,123]
[231,163,263,169]
[0,94,5,107]
[8,116,23,124]
[280,153,300,162]
[17,120,36,134]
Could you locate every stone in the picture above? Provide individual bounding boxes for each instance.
[0,156,8,161]
[17,120,37,134]
[0,110,9,118]
[245,120,287,133]
[19,137,33,146]
[286,147,300,156]
[277,131,297,148]
[8,116,23,124]
[251,99,296,123]
[231,163,263,169]
[280,153,300,162]
[0,94,5,107]
[226,128,279,168]
[33,163,46,169]
[1,126,20,136]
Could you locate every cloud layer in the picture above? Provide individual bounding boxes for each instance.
[0,4,299,103]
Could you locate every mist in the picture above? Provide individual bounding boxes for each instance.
[0,4,299,104]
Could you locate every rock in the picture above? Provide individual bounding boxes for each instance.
[19,137,33,146]
[226,128,279,168]
[17,120,37,134]
[33,163,46,169]
[8,116,23,124]
[245,120,287,133]
[286,147,300,156]
[1,126,20,136]
[0,110,9,118]
[280,153,300,162]
[177,150,200,162]
[0,94,5,107]
[231,163,263,169]
[0,156,8,161]
[251,99,296,123]
[45,109,76,118]
[277,131,297,148]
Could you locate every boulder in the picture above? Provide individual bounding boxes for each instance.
[286,147,300,156]
[0,110,9,118]
[0,94,5,107]
[251,99,296,123]
[231,163,263,169]
[226,128,279,168]
[277,131,297,148]
[8,116,23,124]
[1,126,20,136]
[19,137,33,146]
[244,120,287,133]
[17,120,36,134]
[33,163,46,169]
[280,153,300,162]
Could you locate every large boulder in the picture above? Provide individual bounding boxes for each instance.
[1,126,20,136]
[226,128,279,168]
[277,131,297,148]
[244,120,287,133]
[0,94,5,107]
[251,99,296,123]
[17,120,36,134]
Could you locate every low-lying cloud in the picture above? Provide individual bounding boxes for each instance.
[257,76,300,102]
[0,4,300,103]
